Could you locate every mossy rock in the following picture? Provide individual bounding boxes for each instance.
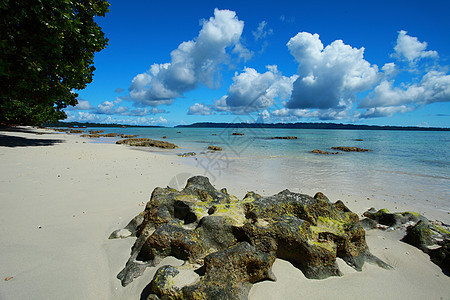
[114,176,391,297]
[401,220,434,251]
[116,138,177,149]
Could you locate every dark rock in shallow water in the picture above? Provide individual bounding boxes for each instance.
[112,176,391,298]
[118,134,138,138]
[89,130,104,134]
[332,146,371,152]
[312,149,339,155]
[232,132,244,136]
[69,129,84,134]
[100,132,117,137]
[207,145,222,151]
[268,136,298,140]
[116,138,177,149]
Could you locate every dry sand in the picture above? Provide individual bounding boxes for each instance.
[0,127,449,299]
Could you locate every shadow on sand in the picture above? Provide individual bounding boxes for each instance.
[0,127,63,147]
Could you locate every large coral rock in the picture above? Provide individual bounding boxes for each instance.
[116,138,177,149]
[113,176,390,298]
[240,191,386,277]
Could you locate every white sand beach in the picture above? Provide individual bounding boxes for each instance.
[1,127,449,299]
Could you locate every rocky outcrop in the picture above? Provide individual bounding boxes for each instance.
[112,176,390,298]
[312,149,339,155]
[53,128,68,132]
[232,132,244,136]
[177,152,197,157]
[69,129,84,134]
[89,130,104,134]
[362,208,450,274]
[207,145,222,151]
[331,146,371,152]
[116,138,177,149]
[100,133,117,137]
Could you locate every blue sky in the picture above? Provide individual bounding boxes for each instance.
[67,0,450,127]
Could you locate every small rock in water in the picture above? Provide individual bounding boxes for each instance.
[207,145,222,151]
[331,146,372,152]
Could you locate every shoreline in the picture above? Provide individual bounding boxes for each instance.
[1,127,449,299]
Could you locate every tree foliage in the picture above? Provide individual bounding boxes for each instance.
[0,0,109,125]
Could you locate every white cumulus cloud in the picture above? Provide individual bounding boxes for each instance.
[361,105,414,118]
[286,32,379,110]
[188,103,215,115]
[73,99,94,110]
[128,9,247,107]
[216,65,297,114]
[394,30,438,63]
[360,70,450,109]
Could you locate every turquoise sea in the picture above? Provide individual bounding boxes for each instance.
[85,126,449,214]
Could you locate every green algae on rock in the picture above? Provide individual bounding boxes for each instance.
[112,176,391,299]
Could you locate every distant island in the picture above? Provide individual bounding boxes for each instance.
[45,121,164,128]
[176,122,449,131]
[45,121,449,131]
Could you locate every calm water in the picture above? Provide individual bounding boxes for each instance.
[85,126,450,213]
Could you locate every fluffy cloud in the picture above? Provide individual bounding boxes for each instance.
[128,9,247,107]
[361,105,414,118]
[394,30,438,63]
[72,99,94,110]
[92,100,167,116]
[274,30,449,121]
[65,111,112,123]
[359,32,449,113]
[252,21,273,41]
[216,65,297,114]
[96,101,117,114]
[360,71,450,109]
[272,107,352,121]
[286,32,379,110]
[188,103,215,115]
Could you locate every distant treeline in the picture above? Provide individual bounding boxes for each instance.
[44,121,163,128]
[44,121,449,131]
[176,122,450,131]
